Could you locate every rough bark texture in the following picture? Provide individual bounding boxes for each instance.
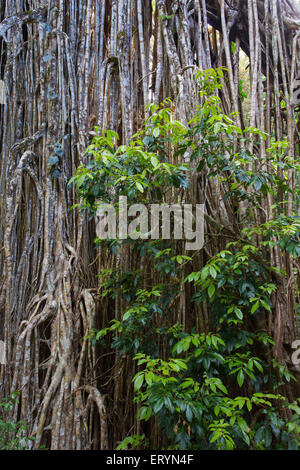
[0,0,299,449]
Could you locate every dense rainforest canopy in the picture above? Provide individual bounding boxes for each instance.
[0,0,300,451]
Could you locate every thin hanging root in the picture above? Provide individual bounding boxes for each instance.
[84,385,108,450]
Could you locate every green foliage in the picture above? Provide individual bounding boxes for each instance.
[69,104,190,212]
[0,393,34,450]
[116,434,149,450]
[73,68,300,450]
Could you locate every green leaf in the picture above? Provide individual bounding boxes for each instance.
[264,427,272,447]
[153,398,164,413]
[134,373,144,390]
[251,301,259,314]
[136,182,144,193]
[237,370,245,387]
[209,266,217,278]
[260,299,271,311]
[186,406,193,422]
[153,127,160,138]
[254,426,265,445]
[151,156,159,168]
[123,310,132,321]
[145,372,153,386]
[234,308,243,320]
[237,417,249,433]
[208,284,215,299]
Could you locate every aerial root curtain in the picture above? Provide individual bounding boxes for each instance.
[0,0,299,449]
